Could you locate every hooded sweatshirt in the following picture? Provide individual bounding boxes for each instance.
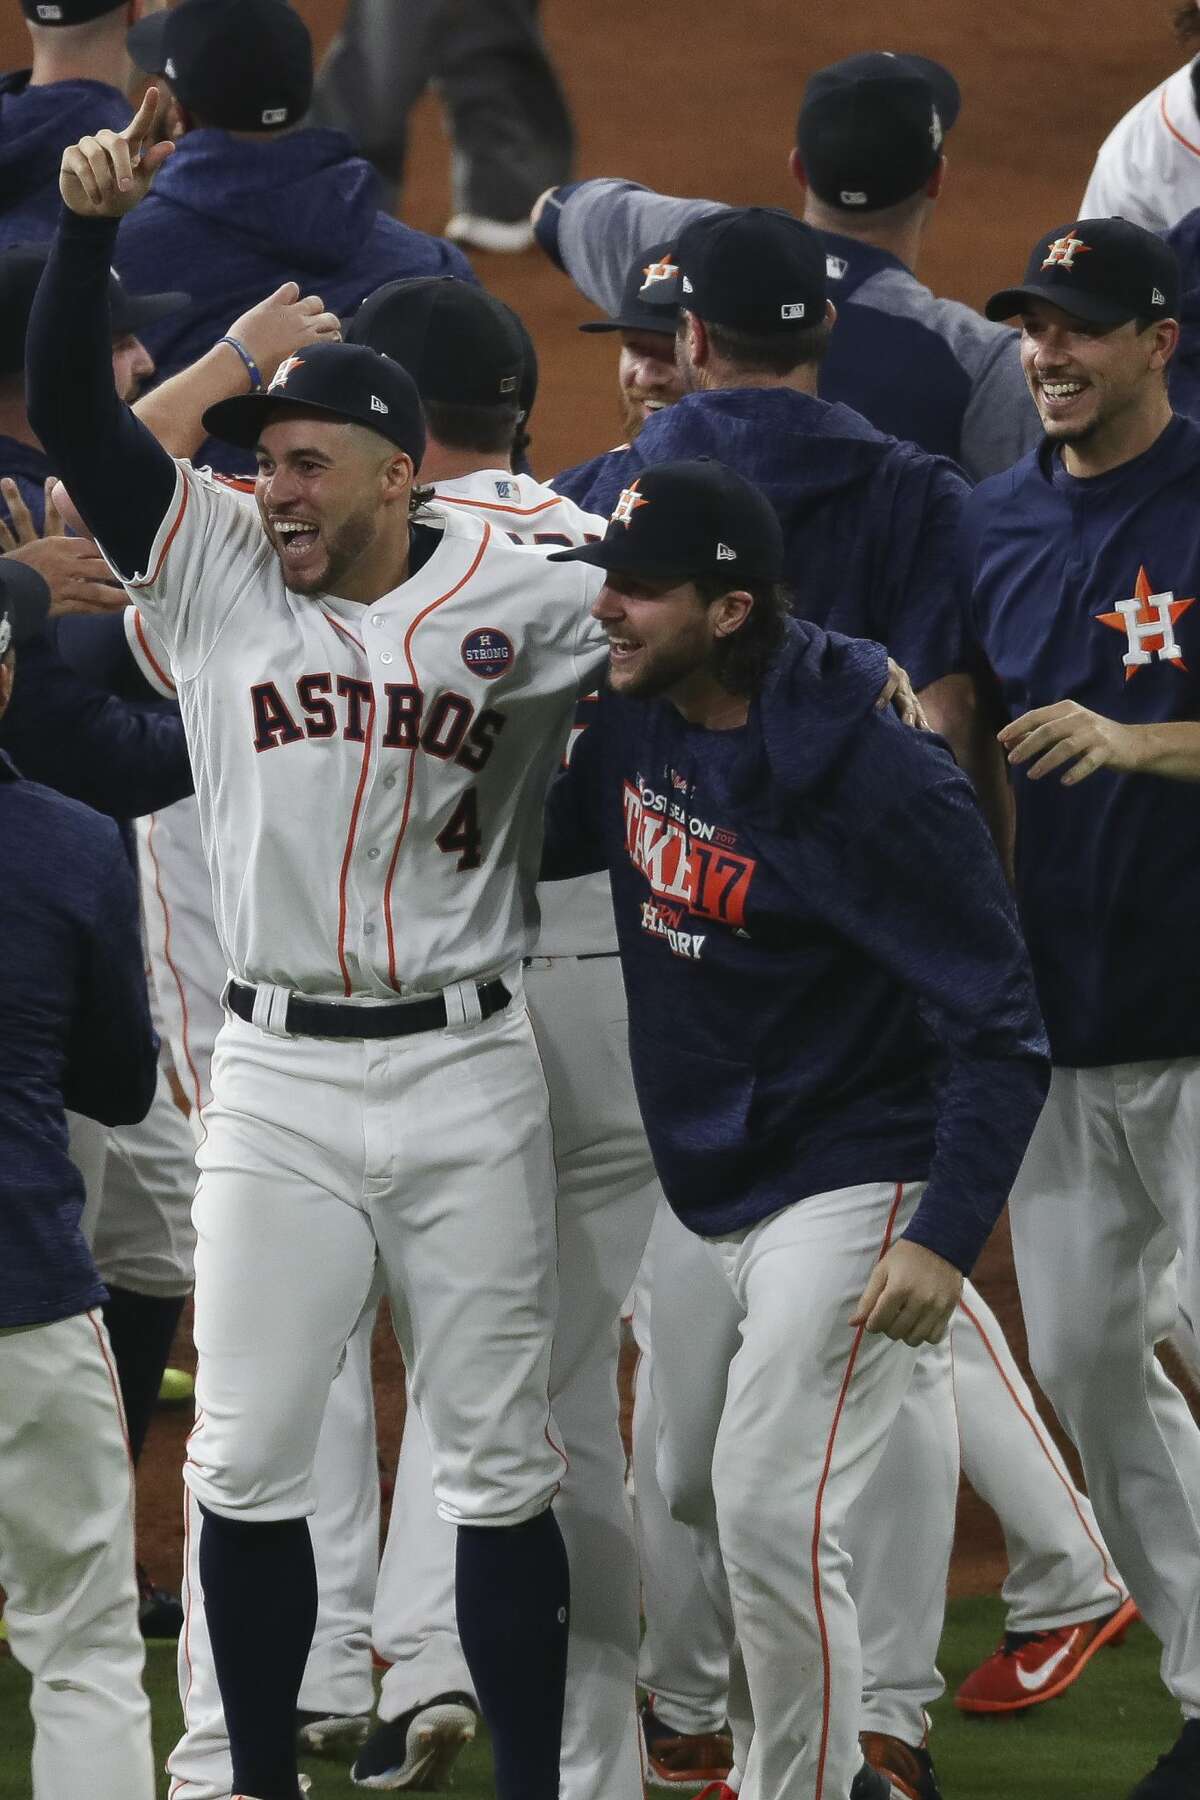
[542,619,1050,1269]
[0,70,130,248]
[553,388,970,690]
[113,126,475,473]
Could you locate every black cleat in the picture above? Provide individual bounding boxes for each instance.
[351,1692,477,1790]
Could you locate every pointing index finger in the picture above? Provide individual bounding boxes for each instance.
[123,86,160,154]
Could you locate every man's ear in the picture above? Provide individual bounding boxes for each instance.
[713,588,753,637]
[382,450,415,502]
[788,147,807,198]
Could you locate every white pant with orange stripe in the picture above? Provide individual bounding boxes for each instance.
[0,1310,154,1800]
[684,1181,926,1800]
[953,1286,1128,1632]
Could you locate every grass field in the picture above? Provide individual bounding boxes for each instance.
[0,1598,1179,1798]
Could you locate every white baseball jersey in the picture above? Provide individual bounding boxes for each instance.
[430,469,616,959]
[1082,57,1200,232]
[112,461,605,999]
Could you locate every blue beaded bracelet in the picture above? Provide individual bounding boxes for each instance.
[219,335,264,393]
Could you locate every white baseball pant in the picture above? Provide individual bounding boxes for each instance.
[0,1311,154,1800]
[1010,1059,1200,1716]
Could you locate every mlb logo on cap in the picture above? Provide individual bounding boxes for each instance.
[36,4,63,16]
[261,106,288,125]
[781,303,806,320]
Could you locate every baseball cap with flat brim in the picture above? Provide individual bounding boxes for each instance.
[579,240,679,336]
[0,555,50,655]
[202,340,427,465]
[0,246,186,376]
[986,218,1181,327]
[548,458,784,583]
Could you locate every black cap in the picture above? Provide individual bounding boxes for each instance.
[202,341,427,465]
[548,458,784,583]
[643,208,827,335]
[985,218,1182,327]
[797,51,960,212]
[128,0,313,133]
[0,246,186,377]
[346,278,525,408]
[0,555,50,654]
[21,0,124,23]
[580,241,679,336]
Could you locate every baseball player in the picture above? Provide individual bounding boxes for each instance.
[1081,4,1200,232]
[34,95,611,1800]
[541,456,1050,1800]
[0,551,160,1800]
[535,52,1039,482]
[968,216,1200,1799]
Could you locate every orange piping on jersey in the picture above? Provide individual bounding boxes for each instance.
[127,474,190,588]
[144,813,205,1116]
[321,609,366,654]
[1160,83,1200,158]
[383,525,492,989]
[336,690,378,996]
[959,1297,1124,1603]
[133,608,176,694]
[435,491,564,518]
[810,1181,906,1800]
[86,1307,134,1469]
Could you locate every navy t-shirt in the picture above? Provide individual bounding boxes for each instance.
[965,415,1200,1065]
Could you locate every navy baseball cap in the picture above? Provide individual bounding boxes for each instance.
[580,241,679,336]
[0,555,50,655]
[986,218,1181,327]
[797,51,960,211]
[202,342,427,465]
[128,0,313,132]
[548,459,784,583]
[0,246,186,376]
[644,208,828,335]
[346,278,526,408]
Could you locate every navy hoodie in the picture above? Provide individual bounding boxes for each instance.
[0,70,130,248]
[964,417,1200,1067]
[1167,205,1200,423]
[113,126,475,473]
[543,621,1050,1271]
[553,388,970,690]
[0,751,157,1327]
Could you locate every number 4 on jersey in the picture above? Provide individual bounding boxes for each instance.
[436,788,482,871]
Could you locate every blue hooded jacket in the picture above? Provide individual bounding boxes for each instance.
[113,126,475,472]
[543,619,1050,1268]
[0,70,130,248]
[554,388,970,690]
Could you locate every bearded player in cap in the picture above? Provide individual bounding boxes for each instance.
[29,94,615,1800]
[967,216,1200,1798]
[541,456,1050,1800]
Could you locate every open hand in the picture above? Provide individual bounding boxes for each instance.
[0,477,65,550]
[876,656,929,731]
[5,537,126,617]
[851,1238,962,1346]
[59,85,174,218]
[998,699,1140,786]
[227,283,343,387]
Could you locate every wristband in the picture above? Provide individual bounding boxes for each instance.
[219,335,263,393]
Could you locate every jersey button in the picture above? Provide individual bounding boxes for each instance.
[383,775,396,790]
[367,847,381,860]
[379,651,394,664]
[371,615,384,627]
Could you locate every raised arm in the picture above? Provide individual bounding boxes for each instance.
[26,89,180,579]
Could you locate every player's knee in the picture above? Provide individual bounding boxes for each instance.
[184,1441,312,1519]
[658,1443,718,1532]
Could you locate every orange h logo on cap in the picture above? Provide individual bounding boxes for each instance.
[1042,234,1091,272]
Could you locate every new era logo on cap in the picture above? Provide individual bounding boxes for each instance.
[0,615,11,655]
[716,542,736,561]
[164,55,176,77]
[1153,286,1166,306]
[369,394,388,414]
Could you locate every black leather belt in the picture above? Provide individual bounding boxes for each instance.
[227,978,511,1040]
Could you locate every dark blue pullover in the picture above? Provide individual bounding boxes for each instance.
[113,126,475,474]
[543,621,1050,1271]
[0,751,157,1326]
[0,69,129,248]
[553,388,970,691]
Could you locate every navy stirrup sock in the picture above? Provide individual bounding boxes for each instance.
[456,1508,570,1800]
[198,1504,316,1800]
[101,1286,186,1463]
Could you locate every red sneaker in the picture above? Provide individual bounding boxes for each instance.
[955,1594,1139,1714]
